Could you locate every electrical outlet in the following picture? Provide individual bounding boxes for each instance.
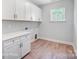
[35,34,37,39]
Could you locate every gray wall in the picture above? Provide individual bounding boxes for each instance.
[2,21,40,35]
[38,0,74,42]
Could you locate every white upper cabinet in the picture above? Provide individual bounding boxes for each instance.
[2,0,42,21]
[30,3,38,21]
[2,0,15,20]
[30,2,42,21]
[25,2,31,21]
[2,0,26,20]
[37,7,42,21]
[15,0,26,20]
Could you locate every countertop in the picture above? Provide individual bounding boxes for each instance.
[2,30,32,41]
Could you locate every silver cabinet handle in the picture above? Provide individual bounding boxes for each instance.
[14,14,17,19]
[31,17,33,20]
[20,43,22,48]
[21,43,23,47]
[14,14,15,19]
[12,40,14,43]
[20,43,23,48]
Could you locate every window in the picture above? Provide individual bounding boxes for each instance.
[50,8,65,21]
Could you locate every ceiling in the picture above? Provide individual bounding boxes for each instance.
[29,0,60,6]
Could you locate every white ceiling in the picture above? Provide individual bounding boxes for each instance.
[29,0,60,6]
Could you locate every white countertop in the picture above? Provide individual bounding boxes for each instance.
[2,30,32,41]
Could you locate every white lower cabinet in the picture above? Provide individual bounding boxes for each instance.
[20,35,31,57]
[3,38,21,59]
[3,39,21,59]
[21,38,31,57]
[3,34,31,59]
[4,43,21,59]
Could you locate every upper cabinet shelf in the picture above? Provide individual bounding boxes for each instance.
[2,0,42,22]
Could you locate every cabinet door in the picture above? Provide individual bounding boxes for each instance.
[15,0,26,20]
[30,3,37,21]
[34,7,42,21]
[37,8,42,21]
[21,35,31,57]
[3,39,21,59]
[4,45,20,59]
[2,0,15,20]
[25,2,31,21]
[4,44,20,59]
[30,3,42,21]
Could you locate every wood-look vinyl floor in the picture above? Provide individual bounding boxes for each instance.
[23,39,76,59]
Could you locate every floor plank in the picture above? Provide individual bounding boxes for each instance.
[23,39,76,59]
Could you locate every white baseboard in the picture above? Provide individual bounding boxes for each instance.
[38,37,73,45]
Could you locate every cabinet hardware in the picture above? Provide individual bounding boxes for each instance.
[20,43,23,48]
[31,17,32,20]
[14,14,17,19]
[39,18,40,20]
[12,40,14,43]
[20,43,22,48]
[21,43,23,47]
